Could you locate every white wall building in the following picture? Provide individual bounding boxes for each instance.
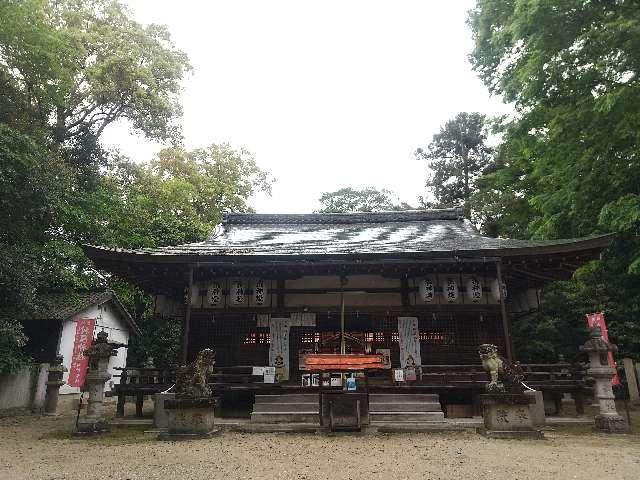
[19,291,141,395]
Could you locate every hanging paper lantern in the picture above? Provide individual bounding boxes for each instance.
[231,280,246,305]
[525,288,539,311]
[490,279,507,302]
[466,277,483,303]
[206,282,223,306]
[443,278,458,303]
[253,279,266,305]
[190,284,202,307]
[418,277,435,303]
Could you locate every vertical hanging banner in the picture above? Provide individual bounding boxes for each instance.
[269,317,290,381]
[586,312,621,385]
[67,318,96,387]
[398,317,422,369]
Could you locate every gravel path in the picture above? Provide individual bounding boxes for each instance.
[0,412,638,480]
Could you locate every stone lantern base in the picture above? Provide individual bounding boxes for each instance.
[157,398,219,440]
[478,394,544,439]
[74,420,110,436]
[595,413,629,433]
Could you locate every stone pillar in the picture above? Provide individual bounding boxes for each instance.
[75,331,125,435]
[622,358,640,405]
[579,327,628,433]
[44,355,67,415]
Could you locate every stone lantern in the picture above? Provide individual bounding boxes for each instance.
[579,326,628,433]
[75,331,126,435]
[44,355,67,415]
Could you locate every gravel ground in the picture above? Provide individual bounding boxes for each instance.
[0,408,639,480]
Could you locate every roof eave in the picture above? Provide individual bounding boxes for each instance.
[82,234,613,267]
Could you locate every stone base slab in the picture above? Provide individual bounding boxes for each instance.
[594,414,629,433]
[72,429,109,438]
[477,427,544,440]
[157,428,221,441]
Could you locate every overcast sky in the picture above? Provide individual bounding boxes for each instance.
[102,0,511,213]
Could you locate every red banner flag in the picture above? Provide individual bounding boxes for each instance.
[67,318,96,387]
[585,312,621,386]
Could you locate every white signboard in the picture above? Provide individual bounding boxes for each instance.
[269,317,290,381]
[398,316,422,369]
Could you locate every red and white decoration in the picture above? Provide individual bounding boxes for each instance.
[67,318,96,388]
[586,312,621,386]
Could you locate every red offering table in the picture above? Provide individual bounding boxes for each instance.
[301,353,385,371]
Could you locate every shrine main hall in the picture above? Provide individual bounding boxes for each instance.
[85,207,609,417]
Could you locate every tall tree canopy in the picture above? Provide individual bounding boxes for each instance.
[469,0,640,359]
[0,1,274,371]
[415,112,492,217]
[0,0,190,148]
[317,187,412,213]
[0,0,191,309]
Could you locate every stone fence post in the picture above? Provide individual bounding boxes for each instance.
[622,358,639,405]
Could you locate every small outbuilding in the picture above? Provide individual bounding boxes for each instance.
[16,290,141,394]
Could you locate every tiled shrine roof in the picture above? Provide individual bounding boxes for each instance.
[84,208,612,261]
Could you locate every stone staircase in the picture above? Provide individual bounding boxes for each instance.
[369,393,444,424]
[251,393,319,423]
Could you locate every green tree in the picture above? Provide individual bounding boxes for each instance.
[80,145,272,366]
[415,112,492,217]
[0,0,190,371]
[469,0,640,358]
[0,0,190,148]
[318,187,412,213]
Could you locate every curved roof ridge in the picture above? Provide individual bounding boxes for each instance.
[223,207,465,225]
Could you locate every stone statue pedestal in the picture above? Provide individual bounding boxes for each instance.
[478,394,544,439]
[153,392,176,429]
[158,398,219,440]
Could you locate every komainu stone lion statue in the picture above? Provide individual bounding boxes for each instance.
[174,349,216,398]
[478,344,524,394]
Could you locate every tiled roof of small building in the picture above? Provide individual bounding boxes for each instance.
[4,290,141,336]
[84,208,612,259]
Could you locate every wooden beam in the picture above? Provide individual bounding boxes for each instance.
[180,265,194,365]
[496,261,514,362]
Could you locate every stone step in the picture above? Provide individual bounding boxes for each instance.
[253,402,320,413]
[369,402,442,413]
[254,394,319,403]
[229,423,320,433]
[373,422,466,433]
[369,393,439,403]
[370,411,445,423]
[251,412,320,424]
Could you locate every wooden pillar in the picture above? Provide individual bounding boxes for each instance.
[496,261,514,362]
[180,266,194,365]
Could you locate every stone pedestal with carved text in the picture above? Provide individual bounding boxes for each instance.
[479,394,543,439]
[158,398,218,439]
[580,327,629,433]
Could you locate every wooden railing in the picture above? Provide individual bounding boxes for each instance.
[113,361,589,417]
